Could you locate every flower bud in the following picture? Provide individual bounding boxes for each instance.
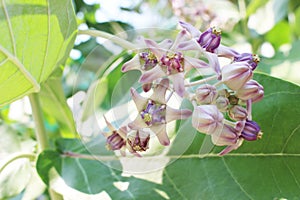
[106,131,126,150]
[241,120,262,141]
[221,62,253,90]
[192,105,224,134]
[127,130,150,153]
[234,53,260,70]
[211,124,240,146]
[215,96,229,112]
[198,27,221,53]
[236,80,264,103]
[195,84,217,104]
[228,105,248,121]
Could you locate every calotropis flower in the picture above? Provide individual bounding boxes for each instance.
[123,30,213,97]
[192,104,224,134]
[128,78,192,145]
[194,84,217,104]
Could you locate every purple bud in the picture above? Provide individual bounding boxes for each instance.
[221,62,253,90]
[228,105,248,121]
[236,80,264,103]
[192,105,224,134]
[216,96,229,112]
[198,27,221,53]
[241,120,262,141]
[195,84,217,104]
[106,131,126,150]
[127,130,150,152]
[234,53,260,70]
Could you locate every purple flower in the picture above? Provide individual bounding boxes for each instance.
[103,116,127,153]
[234,53,260,70]
[221,61,253,90]
[236,80,264,103]
[127,130,150,156]
[192,105,224,134]
[129,78,192,145]
[241,120,262,141]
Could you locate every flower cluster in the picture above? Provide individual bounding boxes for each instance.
[104,21,264,156]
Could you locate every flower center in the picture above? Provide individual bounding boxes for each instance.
[252,54,260,63]
[139,51,158,70]
[140,100,166,126]
[212,26,221,35]
[160,52,184,75]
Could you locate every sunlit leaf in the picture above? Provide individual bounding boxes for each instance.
[0,0,77,106]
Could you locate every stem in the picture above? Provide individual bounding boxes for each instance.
[78,29,136,50]
[0,153,36,173]
[224,119,237,127]
[185,75,218,87]
[247,99,252,120]
[29,93,49,151]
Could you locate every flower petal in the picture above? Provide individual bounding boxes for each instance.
[218,139,244,156]
[121,54,141,72]
[166,106,192,122]
[103,115,115,131]
[158,39,173,49]
[151,78,169,104]
[169,73,185,97]
[128,116,147,130]
[171,29,189,50]
[144,39,165,59]
[139,65,165,83]
[177,40,201,51]
[184,56,214,75]
[179,21,201,38]
[130,87,148,111]
[205,52,221,76]
[216,45,240,58]
[150,124,170,146]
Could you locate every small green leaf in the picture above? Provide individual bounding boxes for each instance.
[265,21,291,50]
[0,0,77,106]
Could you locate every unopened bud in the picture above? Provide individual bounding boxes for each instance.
[228,105,248,121]
[236,80,264,103]
[221,62,253,90]
[216,96,229,112]
[192,105,224,134]
[241,120,262,141]
[195,84,217,104]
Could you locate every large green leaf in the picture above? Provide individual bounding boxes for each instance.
[162,73,300,199]
[0,0,77,106]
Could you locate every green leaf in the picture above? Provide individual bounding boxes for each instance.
[0,0,77,106]
[39,69,77,137]
[161,73,300,199]
[246,0,269,17]
[265,21,291,49]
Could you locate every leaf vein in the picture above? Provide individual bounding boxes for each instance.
[164,170,188,200]
[281,124,300,153]
[1,0,16,55]
[75,158,92,194]
[222,158,253,199]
